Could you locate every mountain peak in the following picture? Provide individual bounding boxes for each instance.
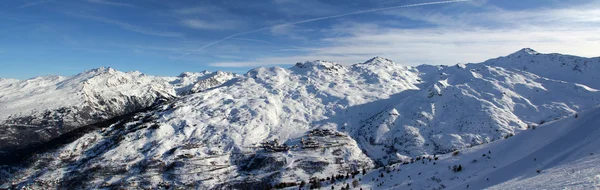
[83,67,118,75]
[363,56,395,65]
[290,60,347,75]
[178,72,195,78]
[509,48,540,57]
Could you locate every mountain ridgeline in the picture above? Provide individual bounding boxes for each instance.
[1,48,599,189]
[0,69,237,162]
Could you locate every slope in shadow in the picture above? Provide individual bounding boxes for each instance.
[0,106,155,166]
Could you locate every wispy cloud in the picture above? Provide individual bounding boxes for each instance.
[179,0,472,58]
[181,19,240,30]
[85,0,135,7]
[174,6,218,15]
[271,0,341,17]
[78,15,183,38]
[174,5,244,31]
[18,0,55,9]
[231,38,318,51]
[209,2,600,67]
[381,3,600,28]
[269,24,322,41]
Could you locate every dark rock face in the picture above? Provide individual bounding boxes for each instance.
[297,160,329,174]
[1,106,87,151]
[241,154,287,172]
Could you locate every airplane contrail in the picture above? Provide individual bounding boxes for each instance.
[231,38,322,51]
[179,0,472,58]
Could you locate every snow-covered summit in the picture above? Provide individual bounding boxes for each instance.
[362,56,396,65]
[1,67,164,121]
[508,48,541,57]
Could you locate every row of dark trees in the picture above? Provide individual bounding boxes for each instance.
[272,169,364,189]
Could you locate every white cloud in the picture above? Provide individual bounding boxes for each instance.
[382,3,600,28]
[85,0,135,7]
[269,24,317,40]
[210,2,600,67]
[173,5,243,31]
[181,19,239,30]
[182,0,475,55]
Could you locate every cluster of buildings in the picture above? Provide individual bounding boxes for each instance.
[259,129,347,152]
[308,129,346,137]
[259,139,290,152]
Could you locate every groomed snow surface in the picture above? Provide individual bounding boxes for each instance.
[1,48,600,189]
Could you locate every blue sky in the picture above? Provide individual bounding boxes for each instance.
[1,0,599,79]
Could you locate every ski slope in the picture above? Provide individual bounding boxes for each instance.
[354,106,600,190]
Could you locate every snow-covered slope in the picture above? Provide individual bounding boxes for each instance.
[349,105,600,190]
[1,49,599,189]
[162,70,238,95]
[0,68,236,152]
[356,58,600,164]
[483,48,600,89]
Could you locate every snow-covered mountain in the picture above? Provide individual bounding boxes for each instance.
[347,105,600,190]
[0,67,237,156]
[484,48,600,89]
[1,48,599,189]
[357,49,600,164]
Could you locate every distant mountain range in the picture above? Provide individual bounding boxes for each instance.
[1,48,599,189]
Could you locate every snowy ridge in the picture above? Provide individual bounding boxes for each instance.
[483,48,600,89]
[1,48,600,189]
[0,68,235,151]
[0,67,167,121]
[163,70,239,95]
[188,71,239,94]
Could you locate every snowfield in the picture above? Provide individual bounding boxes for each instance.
[1,48,599,189]
[352,105,600,190]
